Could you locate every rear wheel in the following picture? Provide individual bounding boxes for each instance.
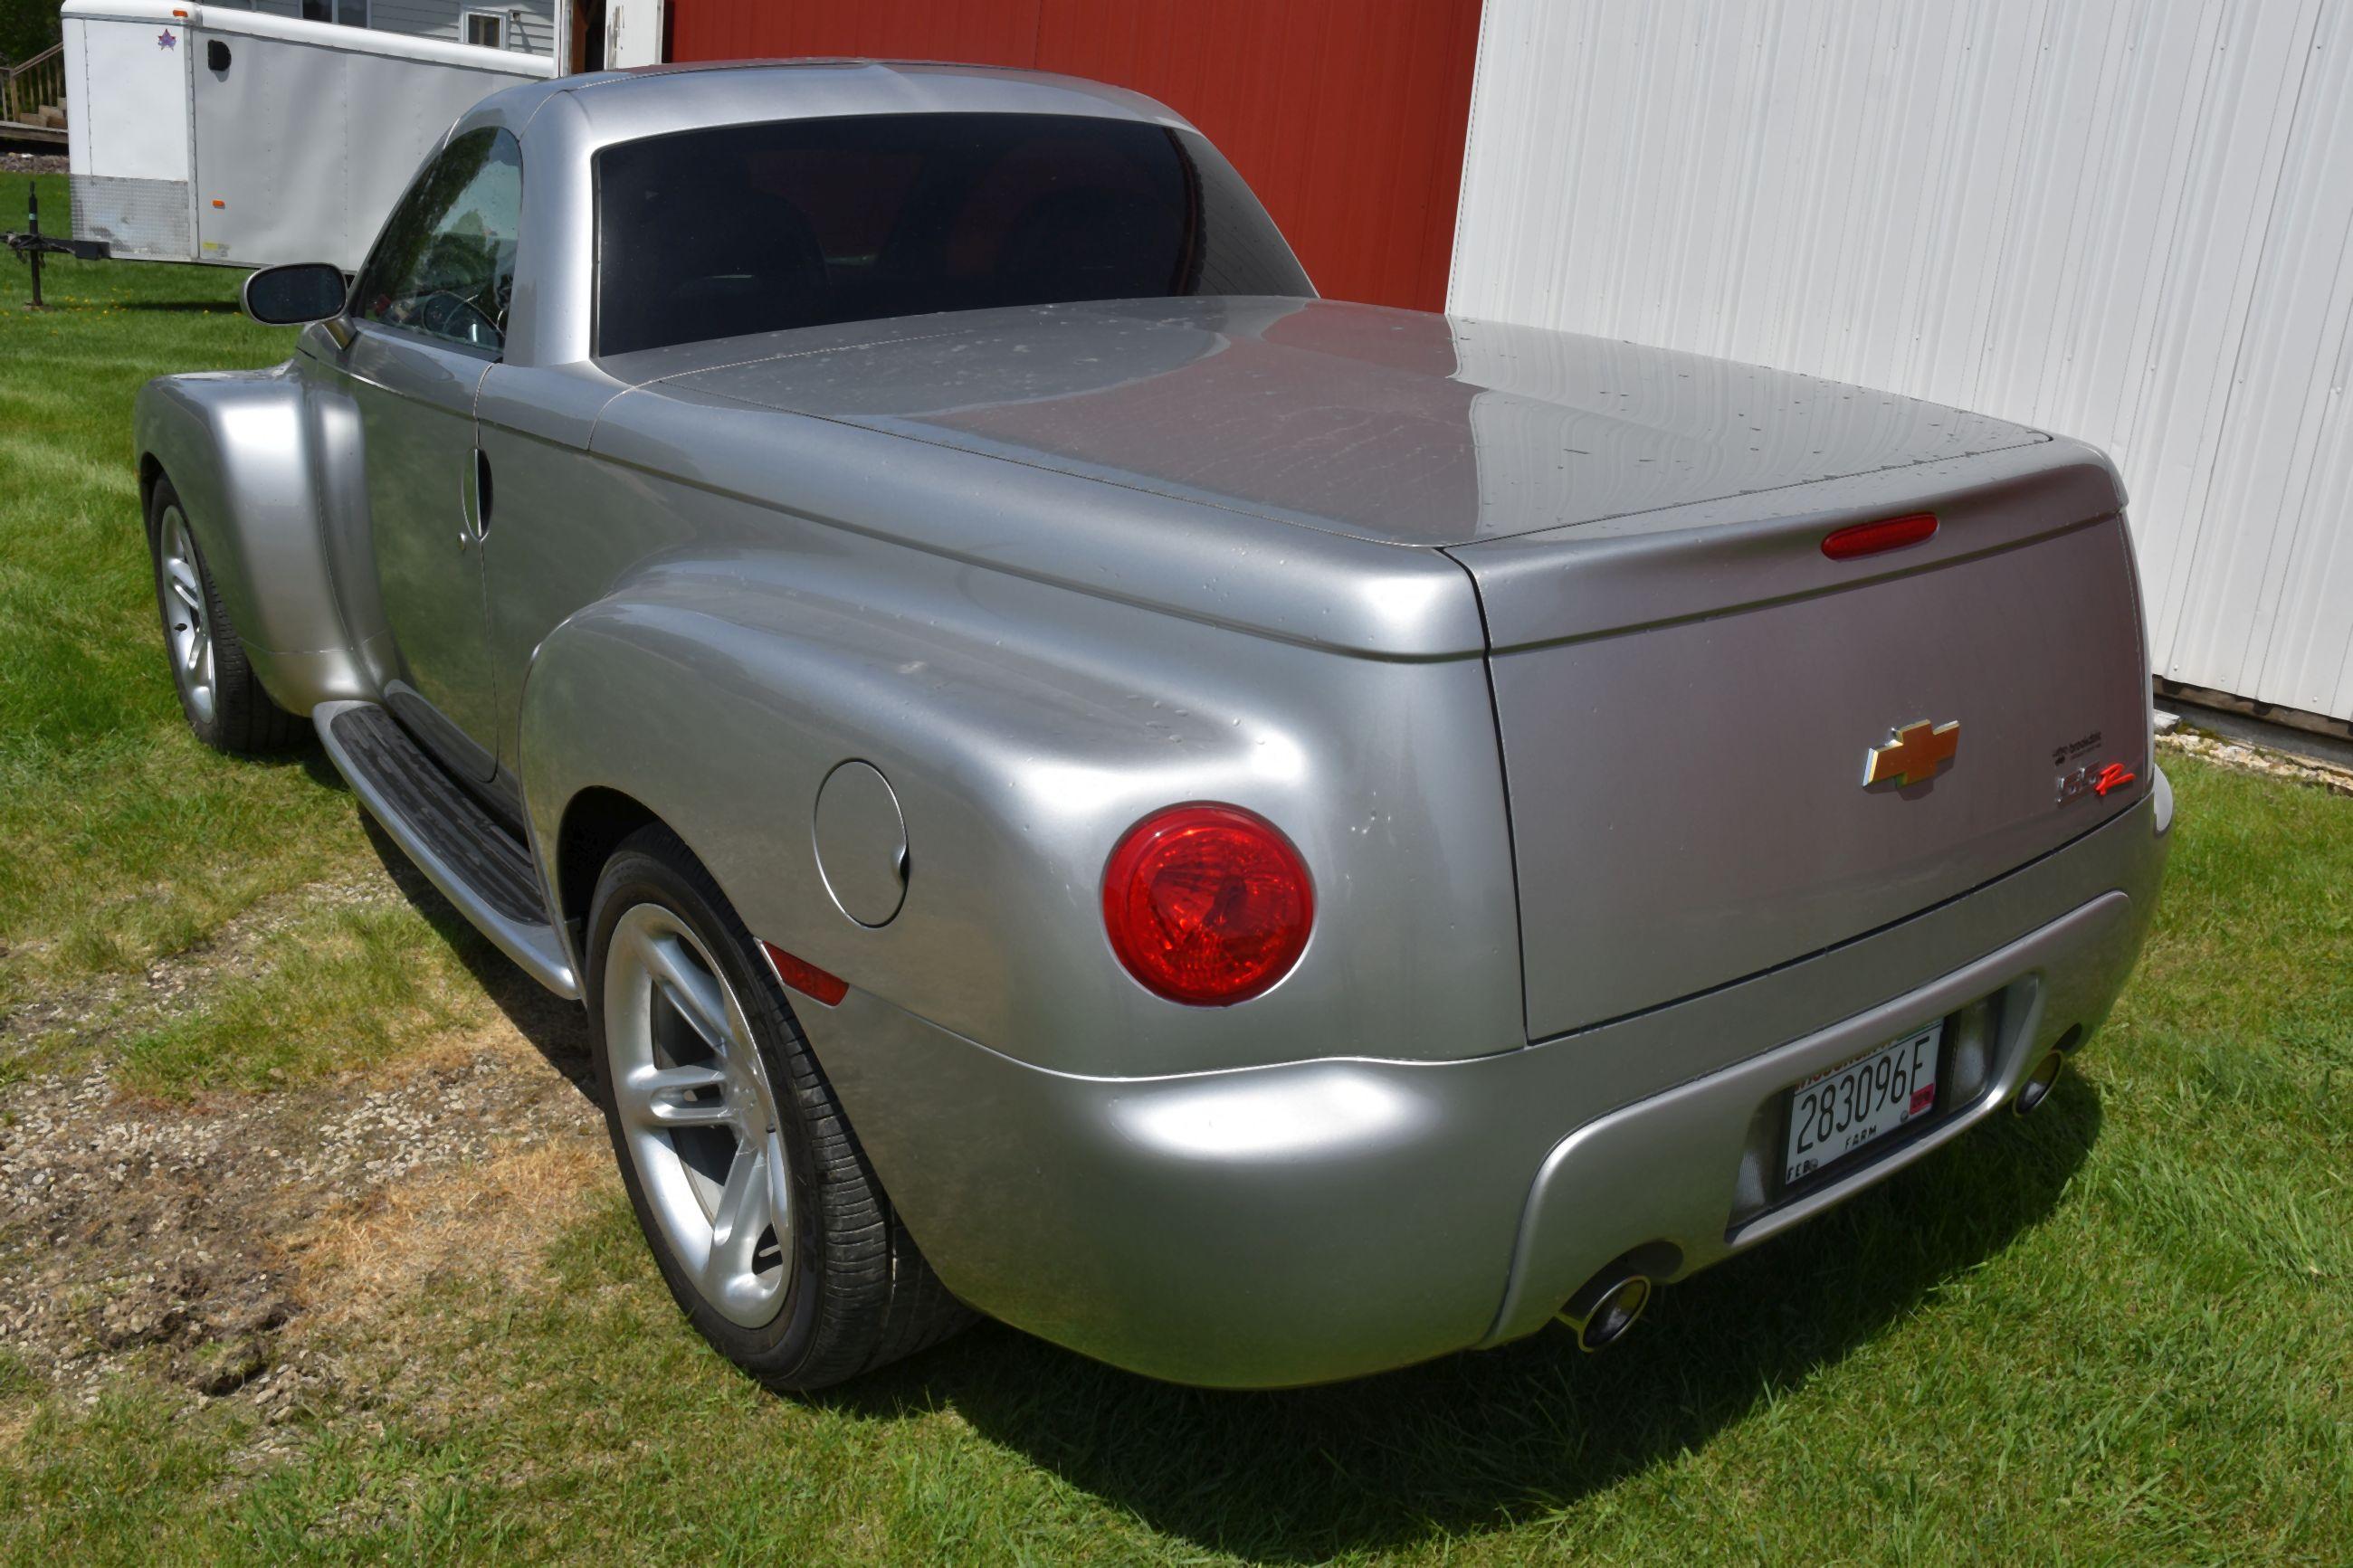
[586,825,968,1389]
[148,479,303,755]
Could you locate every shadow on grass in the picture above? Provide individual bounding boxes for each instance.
[127,300,243,315]
[353,814,595,1096]
[819,1079,2102,1562]
[292,743,348,796]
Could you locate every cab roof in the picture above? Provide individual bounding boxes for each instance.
[470,57,1192,147]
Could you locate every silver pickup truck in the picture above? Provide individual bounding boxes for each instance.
[134,61,2170,1390]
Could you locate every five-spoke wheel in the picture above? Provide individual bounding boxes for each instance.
[146,477,302,755]
[586,825,968,1389]
[156,501,217,728]
[603,903,795,1327]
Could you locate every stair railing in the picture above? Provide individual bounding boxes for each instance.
[2,44,65,128]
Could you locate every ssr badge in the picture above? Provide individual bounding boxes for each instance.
[2057,759,2138,807]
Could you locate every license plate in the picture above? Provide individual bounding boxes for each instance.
[1783,1022,1942,1187]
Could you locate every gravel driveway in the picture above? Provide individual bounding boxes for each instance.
[0,865,608,1431]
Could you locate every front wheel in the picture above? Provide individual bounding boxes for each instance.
[148,479,303,755]
[586,825,969,1390]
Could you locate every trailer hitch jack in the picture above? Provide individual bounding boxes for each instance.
[5,182,112,309]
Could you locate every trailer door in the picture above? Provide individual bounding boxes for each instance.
[188,16,547,271]
[605,0,664,66]
[63,6,195,261]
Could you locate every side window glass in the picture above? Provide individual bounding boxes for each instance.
[351,128,523,355]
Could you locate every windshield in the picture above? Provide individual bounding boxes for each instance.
[593,111,1312,358]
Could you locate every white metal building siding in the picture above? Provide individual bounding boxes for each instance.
[1450,0,2353,723]
[371,0,558,55]
[243,0,558,56]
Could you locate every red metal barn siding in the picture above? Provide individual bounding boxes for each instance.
[663,0,1484,310]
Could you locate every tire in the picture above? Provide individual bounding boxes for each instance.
[585,824,969,1390]
[148,479,305,755]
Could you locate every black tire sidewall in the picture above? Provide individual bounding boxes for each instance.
[147,479,225,749]
[584,833,827,1377]
[146,477,299,755]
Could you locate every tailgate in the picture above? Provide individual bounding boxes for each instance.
[1453,442,2152,1040]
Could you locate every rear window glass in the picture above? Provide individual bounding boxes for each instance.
[594,111,1312,358]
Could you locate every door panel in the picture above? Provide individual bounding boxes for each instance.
[474,362,634,788]
[336,123,525,783]
[342,326,502,780]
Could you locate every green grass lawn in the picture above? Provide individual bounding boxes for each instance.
[0,174,2348,1563]
[0,176,368,1007]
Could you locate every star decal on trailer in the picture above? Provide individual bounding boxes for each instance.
[157,28,176,48]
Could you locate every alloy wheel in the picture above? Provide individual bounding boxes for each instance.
[157,505,215,727]
[602,903,794,1327]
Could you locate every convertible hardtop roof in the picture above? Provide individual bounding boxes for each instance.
[605,57,1058,81]
[480,56,1190,140]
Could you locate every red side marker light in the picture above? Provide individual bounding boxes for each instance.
[1102,803,1313,1005]
[760,940,847,1007]
[1822,512,1938,561]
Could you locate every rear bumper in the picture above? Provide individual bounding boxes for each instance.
[810,777,2170,1387]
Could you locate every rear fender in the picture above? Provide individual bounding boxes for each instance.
[518,535,1524,1081]
[133,358,373,712]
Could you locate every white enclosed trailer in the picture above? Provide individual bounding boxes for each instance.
[61,0,552,271]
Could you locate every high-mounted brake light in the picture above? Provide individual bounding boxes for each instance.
[1822,512,1938,560]
[1102,803,1313,1005]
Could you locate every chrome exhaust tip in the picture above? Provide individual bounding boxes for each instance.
[2014,1050,2064,1117]
[1559,1269,1653,1353]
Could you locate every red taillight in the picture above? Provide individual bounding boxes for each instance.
[1101,804,1313,1005]
[1822,512,1938,560]
[760,940,847,1007]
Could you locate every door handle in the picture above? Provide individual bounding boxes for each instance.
[460,448,493,549]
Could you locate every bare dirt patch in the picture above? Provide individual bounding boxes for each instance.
[287,1125,610,1336]
[0,881,605,1419]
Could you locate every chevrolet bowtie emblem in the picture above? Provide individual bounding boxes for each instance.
[1864,718,1960,788]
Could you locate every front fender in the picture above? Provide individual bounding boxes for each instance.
[134,359,369,713]
[517,543,1525,1081]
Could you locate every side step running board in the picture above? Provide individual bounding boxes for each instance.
[313,699,579,999]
